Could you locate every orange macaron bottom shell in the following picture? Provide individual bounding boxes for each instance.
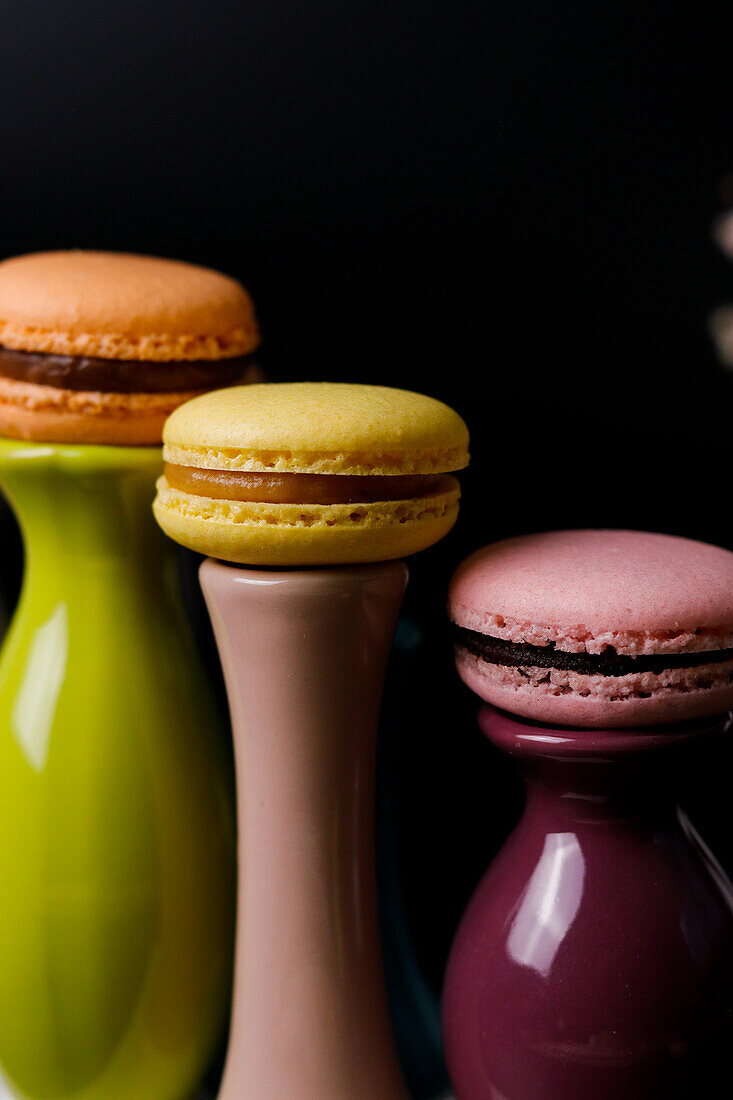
[153,472,461,566]
[0,365,262,446]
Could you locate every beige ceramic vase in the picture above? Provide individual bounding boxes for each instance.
[200,558,411,1100]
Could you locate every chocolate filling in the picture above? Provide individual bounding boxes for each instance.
[454,626,733,677]
[165,464,457,505]
[0,345,254,393]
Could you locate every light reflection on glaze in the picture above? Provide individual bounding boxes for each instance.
[507,832,585,978]
[13,603,68,771]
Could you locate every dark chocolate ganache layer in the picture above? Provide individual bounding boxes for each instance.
[454,626,733,677]
[0,346,253,393]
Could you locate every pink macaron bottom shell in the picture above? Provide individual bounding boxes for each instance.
[455,647,733,729]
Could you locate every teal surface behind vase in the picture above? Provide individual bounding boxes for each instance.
[378,619,448,1099]
[0,440,235,1100]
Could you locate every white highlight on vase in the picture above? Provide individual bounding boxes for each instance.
[507,831,585,978]
[13,603,68,771]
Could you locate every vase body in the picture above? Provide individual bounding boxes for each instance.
[200,558,411,1100]
[0,440,235,1100]
[443,705,733,1100]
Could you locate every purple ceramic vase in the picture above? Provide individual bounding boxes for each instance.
[442,705,733,1100]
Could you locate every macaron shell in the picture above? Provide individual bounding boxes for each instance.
[0,375,205,445]
[449,530,733,648]
[162,383,470,475]
[153,475,460,565]
[0,366,261,446]
[455,647,733,728]
[0,251,259,361]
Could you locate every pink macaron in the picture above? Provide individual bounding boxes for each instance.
[449,530,733,728]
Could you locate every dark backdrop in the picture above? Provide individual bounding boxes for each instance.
[2,0,733,988]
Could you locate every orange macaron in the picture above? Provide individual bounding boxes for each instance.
[0,250,261,445]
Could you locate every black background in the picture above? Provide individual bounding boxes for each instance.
[2,0,733,991]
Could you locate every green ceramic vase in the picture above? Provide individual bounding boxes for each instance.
[0,439,235,1100]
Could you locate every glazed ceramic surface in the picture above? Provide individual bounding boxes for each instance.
[443,706,733,1100]
[201,559,411,1100]
[0,440,235,1100]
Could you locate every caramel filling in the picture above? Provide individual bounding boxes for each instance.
[0,346,254,394]
[165,464,457,505]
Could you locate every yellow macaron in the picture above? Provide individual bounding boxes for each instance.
[153,382,470,565]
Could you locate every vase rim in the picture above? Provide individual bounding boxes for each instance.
[0,436,162,473]
[200,556,409,586]
[477,703,733,758]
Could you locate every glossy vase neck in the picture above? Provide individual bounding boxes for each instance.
[478,706,733,817]
[0,439,177,619]
[0,438,166,559]
[200,558,411,1100]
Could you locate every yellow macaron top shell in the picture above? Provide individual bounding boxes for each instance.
[163,382,470,475]
[0,250,260,361]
